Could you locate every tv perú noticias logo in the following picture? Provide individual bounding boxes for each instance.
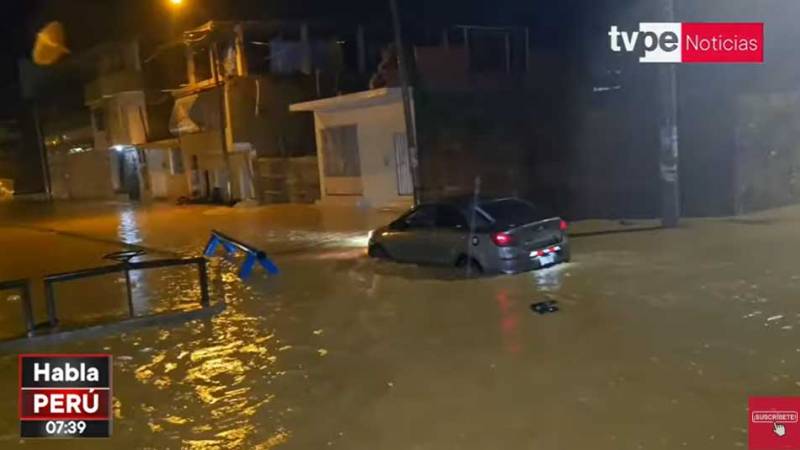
[608,22,764,63]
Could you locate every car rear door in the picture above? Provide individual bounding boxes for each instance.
[427,205,470,265]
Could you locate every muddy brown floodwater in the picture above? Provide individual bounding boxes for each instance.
[0,201,799,448]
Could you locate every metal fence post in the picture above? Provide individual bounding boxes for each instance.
[123,267,135,318]
[198,258,210,308]
[20,282,34,336]
[44,281,58,327]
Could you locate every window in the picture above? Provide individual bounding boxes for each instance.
[436,205,468,229]
[191,45,213,82]
[246,38,272,75]
[169,149,184,175]
[321,126,361,177]
[403,205,437,229]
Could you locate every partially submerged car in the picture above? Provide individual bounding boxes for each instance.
[368,197,569,274]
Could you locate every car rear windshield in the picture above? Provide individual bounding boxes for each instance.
[479,199,552,228]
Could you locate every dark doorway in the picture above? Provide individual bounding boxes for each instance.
[117,149,141,201]
[203,170,211,199]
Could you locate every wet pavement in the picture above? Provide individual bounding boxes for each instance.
[0,201,799,448]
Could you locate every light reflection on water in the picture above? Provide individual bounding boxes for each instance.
[530,262,573,292]
[111,210,290,448]
[494,289,522,354]
[1,255,298,448]
[118,276,296,449]
[118,208,142,245]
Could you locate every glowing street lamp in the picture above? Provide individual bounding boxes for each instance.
[168,0,184,7]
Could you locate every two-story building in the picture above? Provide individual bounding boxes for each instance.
[169,20,350,204]
[30,40,182,202]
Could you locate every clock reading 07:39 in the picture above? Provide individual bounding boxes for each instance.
[44,420,87,436]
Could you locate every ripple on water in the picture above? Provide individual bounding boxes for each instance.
[120,280,295,448]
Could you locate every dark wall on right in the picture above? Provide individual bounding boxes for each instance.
[416,0,800,219]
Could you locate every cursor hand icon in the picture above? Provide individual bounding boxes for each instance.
[774,422,787,437]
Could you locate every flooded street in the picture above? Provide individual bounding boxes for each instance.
[0,201,799,448]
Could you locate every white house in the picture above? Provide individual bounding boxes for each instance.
[290,87,414,210]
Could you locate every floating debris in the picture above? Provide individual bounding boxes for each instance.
[531,300,559,315]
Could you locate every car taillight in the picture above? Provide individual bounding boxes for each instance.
[491,232,514,247]
[559,220,568,231]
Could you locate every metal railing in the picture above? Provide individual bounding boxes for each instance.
[43,254,210,328]
[0,279,34,336]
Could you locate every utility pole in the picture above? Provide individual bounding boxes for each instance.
[212,41,234,204]
[389,0,421,206]
[32,102,52,199]
[659,0,680,227]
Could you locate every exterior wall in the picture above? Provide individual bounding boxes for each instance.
[175,129,253,200]
[255,156,320,204]
[143,149,190,200]
[48,148,115,200]
[91,91,148,150]
[228,76,317,158]
[731,92,800,214]
[314,100,413,209]
[180,149,253,201]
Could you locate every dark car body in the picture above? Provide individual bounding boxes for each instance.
[367,197,569,274]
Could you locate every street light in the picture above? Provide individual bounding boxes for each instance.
[169,0,183,6]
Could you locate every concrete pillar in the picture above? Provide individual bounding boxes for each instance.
[185,46,196,85]
[234,24,247,76]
